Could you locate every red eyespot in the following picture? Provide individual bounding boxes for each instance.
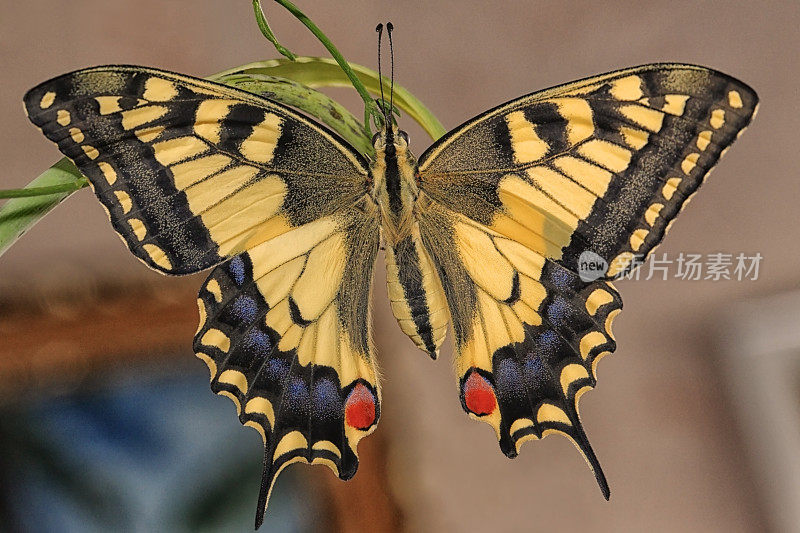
[345,383,376,430]
[463,371,497,416]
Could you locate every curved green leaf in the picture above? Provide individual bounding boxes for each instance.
[212,57,447,141]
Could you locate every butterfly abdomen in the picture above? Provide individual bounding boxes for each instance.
[385,228,449,358]
[372,127,450,357]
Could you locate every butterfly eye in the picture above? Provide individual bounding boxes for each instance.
[372,131,382,146]
[398,130,409,144]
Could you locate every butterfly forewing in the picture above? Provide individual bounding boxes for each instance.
[418,63,758,277]
[24,66,371,274]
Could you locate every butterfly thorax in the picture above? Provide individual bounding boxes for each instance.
[371,126,419,245]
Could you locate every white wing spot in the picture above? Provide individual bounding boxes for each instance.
[69,128,84,143]
[710,109,725,129]
[56,109,71,126]
[40,91,56,109]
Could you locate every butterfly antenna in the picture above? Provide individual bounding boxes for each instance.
[387,22,395,123]
[375,23,389,126]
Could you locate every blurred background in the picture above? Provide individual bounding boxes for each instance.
[1,1,798,531]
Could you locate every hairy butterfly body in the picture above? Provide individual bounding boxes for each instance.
[24,60,757,527]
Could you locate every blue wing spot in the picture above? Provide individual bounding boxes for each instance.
[546,297,569,329]
[265,357,289,382]
[549,267,573,290]
[495,358,527,402]
[311,378,342,421]
[523,355,548,391]
[285,377,310,418]
[242,329,272,359]
[535,330,560,358]
[230,295,258,324]
[229,256,246,286]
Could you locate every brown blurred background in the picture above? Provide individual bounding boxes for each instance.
[1,1,799,532]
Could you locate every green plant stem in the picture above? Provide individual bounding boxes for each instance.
[0,158,85,257]
[251,0,297,60]
[0,179,87,199]
[265,0,383,134]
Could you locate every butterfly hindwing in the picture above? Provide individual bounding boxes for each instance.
[417,201,621,492]
[194,203,380,526]
[24,66,371,274]
[418,63,758,277]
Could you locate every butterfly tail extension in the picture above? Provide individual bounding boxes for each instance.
[194,220,381,528]
[568,409,610,499]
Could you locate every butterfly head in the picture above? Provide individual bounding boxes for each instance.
[371,126,410,157]
[371,123,417,194]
